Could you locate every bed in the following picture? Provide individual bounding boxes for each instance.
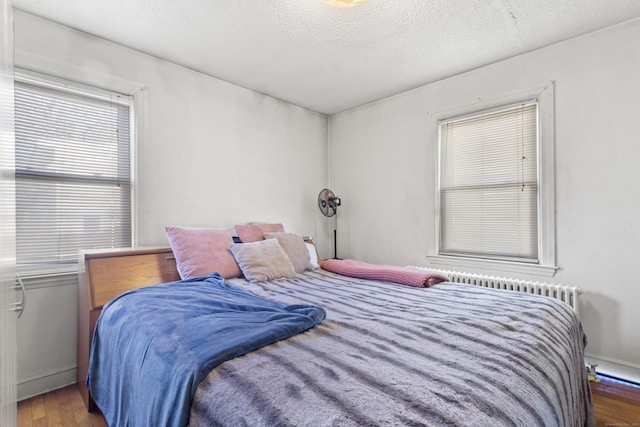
[79,243,595,427]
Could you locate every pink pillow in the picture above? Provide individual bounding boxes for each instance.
[320,259,450,288]
[235,223,285,243]
[165,226,241,279]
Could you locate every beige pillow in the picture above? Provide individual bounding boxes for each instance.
[229,238,296,282]
[264,232,313,273]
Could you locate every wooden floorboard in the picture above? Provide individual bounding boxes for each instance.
[17,385,107,427]
[17,377,640,426]
[591,376,640,426]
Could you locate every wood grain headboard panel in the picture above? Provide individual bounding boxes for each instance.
[80,247,181,310]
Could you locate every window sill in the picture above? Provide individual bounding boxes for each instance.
[426,255,558,278]
[16,264,78,280]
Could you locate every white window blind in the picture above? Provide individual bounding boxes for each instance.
[14,76,132,276]
[439,102,538,263]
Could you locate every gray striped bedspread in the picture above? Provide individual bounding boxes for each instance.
[189,269,595,427]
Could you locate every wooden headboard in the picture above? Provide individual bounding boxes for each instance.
[77,247,181,411]
[79,247,181,310]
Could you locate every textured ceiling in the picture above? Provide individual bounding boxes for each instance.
[12,0,640,115]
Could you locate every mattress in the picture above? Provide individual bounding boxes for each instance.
[189,269,594,426]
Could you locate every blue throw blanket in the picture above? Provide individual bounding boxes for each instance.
[87,273,326,427]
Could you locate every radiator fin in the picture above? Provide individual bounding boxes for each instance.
[410,267,581,316]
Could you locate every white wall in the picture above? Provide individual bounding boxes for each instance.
[329,19,640,375]
[13,10,330,399]
[0,0,17,423]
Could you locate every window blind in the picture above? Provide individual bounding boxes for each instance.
[439,102,538,262]
[14,78,132,276]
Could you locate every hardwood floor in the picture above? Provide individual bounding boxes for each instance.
[17,385,106,427]
[17,377,640,427]
[591,376,640,426]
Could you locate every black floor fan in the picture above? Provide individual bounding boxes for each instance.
[317,188,341,259]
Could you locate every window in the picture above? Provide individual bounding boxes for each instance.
[429,84,556,276]
[14,71,133,276]
[439,102,538,262]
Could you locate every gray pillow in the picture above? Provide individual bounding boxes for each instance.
[229,238,296,282]
[264,232,313,273]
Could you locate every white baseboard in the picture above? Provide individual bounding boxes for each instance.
[17,366,77,401]
[585,354,640,384]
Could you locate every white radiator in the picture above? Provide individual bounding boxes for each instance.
[410,267,581,316]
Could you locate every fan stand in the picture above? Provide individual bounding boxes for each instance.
[317,188,342,260]
[332,214,340,260]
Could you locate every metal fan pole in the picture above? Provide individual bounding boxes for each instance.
[333,213,339,259]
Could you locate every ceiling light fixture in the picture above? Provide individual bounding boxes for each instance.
[322,0,368,8]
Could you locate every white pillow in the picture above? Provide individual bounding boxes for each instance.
[306,242,320,269]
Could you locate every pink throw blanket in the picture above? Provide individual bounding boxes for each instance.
[320,259,449,288]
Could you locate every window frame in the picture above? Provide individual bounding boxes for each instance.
[427,83,557,276]
[14,68,138,276]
